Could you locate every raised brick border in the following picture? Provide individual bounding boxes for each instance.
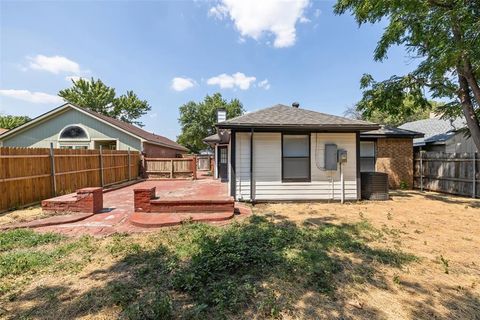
[149,198,234,213]
[42,187,103,213]
[134,187,156,212]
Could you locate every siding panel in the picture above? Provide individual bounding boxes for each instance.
[236,132,358,201]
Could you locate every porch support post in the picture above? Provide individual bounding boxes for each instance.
[230,130,236,198]
[250,128,255,203]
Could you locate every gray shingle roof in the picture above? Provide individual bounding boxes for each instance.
[80,107,188,151]
[217,104,379,131]
[399,117,466,146]
[361,125,424,138]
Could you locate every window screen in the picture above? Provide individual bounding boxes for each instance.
[282,134,310,181]
[360,141,376,172]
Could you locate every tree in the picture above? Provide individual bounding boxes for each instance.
[344,97,441,126]
[0,115,31,130]
[59,78,151,127]
[177,93,244,153]
[334,0,480,151]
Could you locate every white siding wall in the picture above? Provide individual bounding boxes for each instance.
[235,132,251,200]
[235,132,358,201]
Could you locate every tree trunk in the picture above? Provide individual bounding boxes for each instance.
[463,60,480,107]
[457,71,480,152]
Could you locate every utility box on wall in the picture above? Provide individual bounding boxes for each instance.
[325,144,338,170]
[338,149,347,163]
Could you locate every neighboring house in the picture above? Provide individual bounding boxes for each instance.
[0,128,8,135]
[360,126,424,189]
[399,115,476,153]
[208,103,379,201]
[0,103,188,157]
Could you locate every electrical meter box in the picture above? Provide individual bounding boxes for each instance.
[338,149,347,163]
[324,144,338,170]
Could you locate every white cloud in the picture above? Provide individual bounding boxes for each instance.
[314,9,321,18]
[0,89,64,104]
[28,55,81,74]
[65,75,87,83]
[207,72,256,90]
[208,5,228,19]
[258,79,271,90]
[171,77,197,91]
[209,0,310,48]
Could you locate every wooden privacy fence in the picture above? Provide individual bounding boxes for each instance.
[144,157,196,179]
[414,151,478,198]
[0,146,141,211]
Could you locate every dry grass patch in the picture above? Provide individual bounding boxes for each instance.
[0,190,479,319]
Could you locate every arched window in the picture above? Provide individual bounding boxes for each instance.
[59,125,88,139]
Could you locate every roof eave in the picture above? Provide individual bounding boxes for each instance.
[217,123,380,131]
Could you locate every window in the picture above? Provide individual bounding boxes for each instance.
[360,141,376,172]
[282,134,310,182]
[60,125,88,139]
[59,145,89,150]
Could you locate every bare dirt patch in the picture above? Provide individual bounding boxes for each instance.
[253,190,480,319]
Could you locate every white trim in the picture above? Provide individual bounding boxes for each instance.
[57,123,91,142]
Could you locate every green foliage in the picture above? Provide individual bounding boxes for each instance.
[345,95,440,126]
[439,255,450,274]
[399,181,409,190]
[58,78,151,127]
[1,218,418,318]
[334,0,480,149]
[0,229,64,252]
[177,93,244,153]
[0,115,30,130]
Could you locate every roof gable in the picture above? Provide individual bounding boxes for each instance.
[0,103,188,151]
[217,104,379,131]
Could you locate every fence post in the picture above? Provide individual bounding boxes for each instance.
[49,143,57,197]
[419,149,424,192]
[128,148,131,181]
[473,152,477,198]
[99,146,104,187]
[170,159,174,178]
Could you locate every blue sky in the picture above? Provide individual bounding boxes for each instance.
[0,0,415,140]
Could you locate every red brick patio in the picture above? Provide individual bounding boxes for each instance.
[22,174,251,236]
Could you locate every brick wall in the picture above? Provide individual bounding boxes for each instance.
[376,138,413,189]
[42,187,103,213]
[134,187,156,212]
[143,142,185,158]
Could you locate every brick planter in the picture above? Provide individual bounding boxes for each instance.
[134,187,156,212]
[42,187,103,213]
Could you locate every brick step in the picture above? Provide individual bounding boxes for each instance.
[129,211,235,228]
[149,198,234,213]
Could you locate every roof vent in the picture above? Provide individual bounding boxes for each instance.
[292,102,300,108]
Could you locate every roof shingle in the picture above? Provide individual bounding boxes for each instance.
[217,104,379,131]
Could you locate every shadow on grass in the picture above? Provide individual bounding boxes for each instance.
[424,193,480,208]
[3,216,478,319]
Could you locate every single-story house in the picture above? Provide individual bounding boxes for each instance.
[360,126,424,189]
[0,103,188,157]
[399,115,476,153]
[206,103,380,202]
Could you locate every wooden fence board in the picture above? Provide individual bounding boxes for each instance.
[414,152,478,198]
[0,147,141,211]
[144,158,196,179]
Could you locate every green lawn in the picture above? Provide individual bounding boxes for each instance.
[0,216,417,319]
